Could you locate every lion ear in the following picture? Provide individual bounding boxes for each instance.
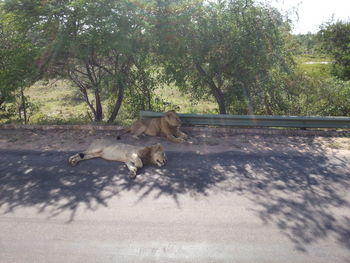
[140,146,151,156]
[152,143,163,151]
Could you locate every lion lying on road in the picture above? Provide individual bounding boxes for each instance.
[68,139,167,179]
[117,110,189,143]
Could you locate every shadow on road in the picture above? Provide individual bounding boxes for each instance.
[0,148,349,252]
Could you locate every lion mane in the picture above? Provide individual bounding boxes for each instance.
[117,110,189,143]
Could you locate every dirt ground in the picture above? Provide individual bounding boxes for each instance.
[1,127,350,155]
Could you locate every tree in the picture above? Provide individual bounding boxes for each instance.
[154,0,292,114]
[292,33,318,55]
[0,4,38,123]
[317,21,350,80]
[3,0,152,122]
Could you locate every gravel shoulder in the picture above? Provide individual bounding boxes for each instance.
[1,127,350,155]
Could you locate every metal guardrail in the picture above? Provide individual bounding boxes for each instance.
[140,111,350,128]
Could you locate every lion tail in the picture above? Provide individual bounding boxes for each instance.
[116,128,130,140]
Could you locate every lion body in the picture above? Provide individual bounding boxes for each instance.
[84,139,144,163]
[69,139,166,178]
[119,111,189,143]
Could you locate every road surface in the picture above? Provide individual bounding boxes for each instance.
[1,139,350,262]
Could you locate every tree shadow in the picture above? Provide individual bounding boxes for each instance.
[0,150,130,222]
[0,148,349,252]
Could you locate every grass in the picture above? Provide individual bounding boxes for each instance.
[155,85,217,114]
[3,79,217,125]
[294,55,333,79]
[25,80,91,124]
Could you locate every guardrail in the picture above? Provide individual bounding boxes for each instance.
[140,111,350,128]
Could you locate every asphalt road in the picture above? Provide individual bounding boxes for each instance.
[1,148,350,263]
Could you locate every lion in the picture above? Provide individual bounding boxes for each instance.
[117,110,189,143]
[68,139,167,179]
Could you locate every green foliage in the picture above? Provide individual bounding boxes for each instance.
[292,34,319,55]
[0,5,38,107]
[1,0,350,124]
[308,79,350,116]
[0,101,16,123]
[2,0,156,122]
[317,21,350,80]
[0,4,40,123]
[155,0,293,114]
[295,56,332,79]
[264,70,350,117]
[0,92,39,124]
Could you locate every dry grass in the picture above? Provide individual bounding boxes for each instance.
[20,79,217,125]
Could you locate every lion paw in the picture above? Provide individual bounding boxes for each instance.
[129,171,137,179]
[177,138,186,143]
[128,166,138,179]
[68,156,79,166]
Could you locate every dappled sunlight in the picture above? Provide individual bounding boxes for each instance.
[0,150,129,222]
[214,152,350,252]
[0,144,349,250]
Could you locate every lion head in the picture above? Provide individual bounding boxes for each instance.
[164,110,181,127]
[140,143,167,167]
[150,143,167,167]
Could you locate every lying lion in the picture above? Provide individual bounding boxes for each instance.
[68,139,166,179]
[117,110,189,143]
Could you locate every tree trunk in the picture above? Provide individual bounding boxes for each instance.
[263,92,273,115]
[107,80,125,123]
[107,57,133,123]
[213,88,226,115]
[68,71,98,122]
[240,82,254,114]
[195,63,227,114]
[0,95,5,107]
[20,87,27,124]
[82,90,98,122]
[94,89,103,122]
